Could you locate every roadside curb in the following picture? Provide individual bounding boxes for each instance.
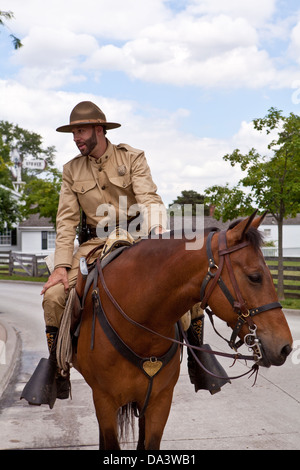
[283,308,300,316]
[0,280,44,286]
[0,320,22,399]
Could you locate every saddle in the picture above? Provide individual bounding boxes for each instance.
[71,229,135,337]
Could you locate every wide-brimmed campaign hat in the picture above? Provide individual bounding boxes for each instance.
[56,101,121,132]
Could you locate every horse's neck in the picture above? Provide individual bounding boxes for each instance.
[126,237,207,326]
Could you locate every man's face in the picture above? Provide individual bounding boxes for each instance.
[72,126,98,156]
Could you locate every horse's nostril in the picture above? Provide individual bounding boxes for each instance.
[281,344,292,358]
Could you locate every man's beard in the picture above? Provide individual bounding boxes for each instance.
[78,128,97,156]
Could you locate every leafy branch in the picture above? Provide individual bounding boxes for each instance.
[0,10,23,49]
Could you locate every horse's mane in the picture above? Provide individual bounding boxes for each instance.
[167,221,263,251]
[167,226,219,238]
[122,221,263,253]
[167,223,263,249]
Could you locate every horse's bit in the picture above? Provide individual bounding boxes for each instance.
[199,230,282,362]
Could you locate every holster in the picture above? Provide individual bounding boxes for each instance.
[71,257,89,336]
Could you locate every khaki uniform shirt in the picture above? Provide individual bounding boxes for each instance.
[54,140,167,269]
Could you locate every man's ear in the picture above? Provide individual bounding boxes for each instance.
[95,125,105,137]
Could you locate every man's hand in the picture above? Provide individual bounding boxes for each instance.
[153,226,168,235]
[41,267,69,295]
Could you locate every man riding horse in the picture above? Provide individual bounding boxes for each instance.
[21,101,216,406]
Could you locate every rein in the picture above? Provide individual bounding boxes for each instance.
[96,258,255,363]
[96,257,258,372]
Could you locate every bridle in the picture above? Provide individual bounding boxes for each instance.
[199,229,282,361]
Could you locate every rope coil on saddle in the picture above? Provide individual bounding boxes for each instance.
[56,287,76,374]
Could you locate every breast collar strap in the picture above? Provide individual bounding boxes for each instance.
[90,259,180,418]
[200,230,281,353]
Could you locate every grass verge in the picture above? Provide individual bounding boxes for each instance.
[0,274,47,283]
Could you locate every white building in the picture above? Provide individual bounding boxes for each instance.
[0,212,56,255]
[0,183,56,255]
[260,214,300,258]
[18,213,56,254]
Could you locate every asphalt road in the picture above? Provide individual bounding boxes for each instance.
[0,281,299,450]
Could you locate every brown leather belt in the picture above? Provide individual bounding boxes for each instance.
[85,221,139,241]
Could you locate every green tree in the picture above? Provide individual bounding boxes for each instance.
[0,121,56,184]
[0,121,57,188]
[0,121,60,228]
[204,107,300,300]
[20,168,62,228]
[0,10,22,49]
[169,190,210,216]
[0,187,20,232]
[204,183,253,221]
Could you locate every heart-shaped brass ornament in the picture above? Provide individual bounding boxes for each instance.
[142,358,163,377]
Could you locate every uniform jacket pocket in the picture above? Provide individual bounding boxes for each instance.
[72,180,97,194]
[108,173,132,189]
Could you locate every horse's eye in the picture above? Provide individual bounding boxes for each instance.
[248,273,262,284]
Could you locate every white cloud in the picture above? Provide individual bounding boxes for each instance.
[289,19,300,64]
[13,27,98,67]
[85,14,263,87]
[87,42,284,89]
[3,0,299,90]
[0,79,255,204]
[0,1,298,206]
[185,0,276,26]
[10,27,98,88]
[3,0,171,40]
[0,79,133,167]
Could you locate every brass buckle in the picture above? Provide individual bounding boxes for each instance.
[241,310,250,318]
[208,264,219,275]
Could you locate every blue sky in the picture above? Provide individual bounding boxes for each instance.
[1,0,300,205]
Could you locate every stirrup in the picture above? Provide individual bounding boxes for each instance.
[20,357,57,409]
[186,316,230,395]
[187,344,231,394]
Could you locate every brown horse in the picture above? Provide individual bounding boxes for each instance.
[73,212,293,450]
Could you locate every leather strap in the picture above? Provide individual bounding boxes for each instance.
[96,257,258,365]
[91,277,180,374]
[91,267,180,418]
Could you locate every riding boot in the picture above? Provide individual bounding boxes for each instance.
[46,326,70,401]
[186,313,230,395]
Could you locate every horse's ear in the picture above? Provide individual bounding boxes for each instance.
[251,210,268,229]
[227,210,258,245]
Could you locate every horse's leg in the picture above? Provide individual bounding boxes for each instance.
[98,426,120,450]
[93,391,120,450]
[144,391,174,450]
[99,426,105,450]
[137,415,146,450]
